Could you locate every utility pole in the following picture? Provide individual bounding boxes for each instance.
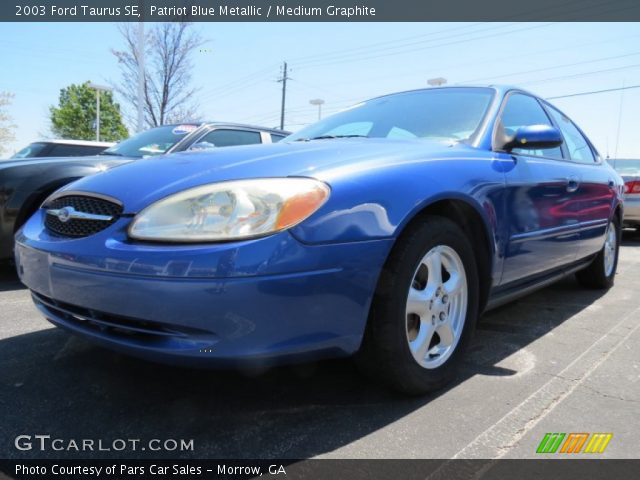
[137,21,145,132]
[88,83,112,141]
[96,89,100,141]
[278,61,290,130]
[614,79,625,159]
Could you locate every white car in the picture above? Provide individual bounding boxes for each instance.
[610,159,640,230]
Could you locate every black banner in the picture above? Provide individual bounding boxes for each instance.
[3,0,640,22]
[1,459,640,480]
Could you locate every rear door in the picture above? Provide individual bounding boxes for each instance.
[544,103,614,260]
[498,92,582,285]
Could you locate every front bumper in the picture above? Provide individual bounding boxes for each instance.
[15,210,393,367]
[623,195,640,226]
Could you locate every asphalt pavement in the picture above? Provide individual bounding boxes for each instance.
[1,232,639,460]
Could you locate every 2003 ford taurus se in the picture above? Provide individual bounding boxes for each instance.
[15,86,624,394]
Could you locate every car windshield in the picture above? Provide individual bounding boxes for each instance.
[610,159,640,174]
[286,88,494,143]
[100,124,200,158]
[11,142,48,159]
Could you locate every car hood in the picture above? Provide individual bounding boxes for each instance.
[59,139,481,213]
[0,155,136,170]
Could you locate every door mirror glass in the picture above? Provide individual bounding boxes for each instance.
[501,124,563,152]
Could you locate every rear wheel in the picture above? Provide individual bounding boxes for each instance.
[357,216,480,395]
[576,216,620,289]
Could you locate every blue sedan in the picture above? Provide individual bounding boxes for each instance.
[15,86,624,394]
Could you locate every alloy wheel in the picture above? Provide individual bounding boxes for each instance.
[405,245,468,369]
[604,222,617,277]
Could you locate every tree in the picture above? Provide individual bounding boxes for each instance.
[0,92,16,155]
[49,82,128,141]
[112,23,204,128]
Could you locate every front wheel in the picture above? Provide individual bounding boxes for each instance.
[357,216,480,395]
[576,216,620,289]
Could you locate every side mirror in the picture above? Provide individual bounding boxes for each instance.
[500,124,563,152]
[189,141,216,151]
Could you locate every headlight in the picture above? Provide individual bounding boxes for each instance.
[128,178,330,242]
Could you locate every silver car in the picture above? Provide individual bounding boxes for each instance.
[610,158,640,229]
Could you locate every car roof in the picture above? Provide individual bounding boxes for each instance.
[35,139,115,147]
[204,122,291,135]
[160,121,290,135]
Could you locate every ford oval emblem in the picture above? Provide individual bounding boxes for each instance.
[57,207,74,223]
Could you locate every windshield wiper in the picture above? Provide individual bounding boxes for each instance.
[295,134,369,141]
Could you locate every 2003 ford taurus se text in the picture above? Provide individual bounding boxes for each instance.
[15,86,624,394]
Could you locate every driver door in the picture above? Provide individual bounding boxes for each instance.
[498,93,581,285]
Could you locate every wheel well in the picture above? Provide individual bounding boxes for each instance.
[614,204,622,226]
[399,199,493,313]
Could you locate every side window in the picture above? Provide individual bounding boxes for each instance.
[84,146,109,155]
[48,144,91,157]
[197,129,262,148]
[498,93,563,159]
[545,106,595,164]
[387,127,417,139]
[270,133,286,143]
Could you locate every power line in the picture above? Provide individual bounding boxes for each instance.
[197,64,280,103]
[547,84,640,99]
[520,62,640,86]
[283,31,640,105]
[460,51,640,84]
[288,22,498,66]
[295,23,556,71]
[194,25,554,110]
[177,18,607,108]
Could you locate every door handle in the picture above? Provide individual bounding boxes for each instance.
[608,179,615,189]
[566,177,579,193]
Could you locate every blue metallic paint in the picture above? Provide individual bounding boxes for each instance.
[14,86,624,367]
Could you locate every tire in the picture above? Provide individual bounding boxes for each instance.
[576,216,620,289]
[356,215,480,395]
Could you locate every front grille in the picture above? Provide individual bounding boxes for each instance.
[45,195,123,238]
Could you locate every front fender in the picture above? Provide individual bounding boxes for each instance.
[290,156,506,247]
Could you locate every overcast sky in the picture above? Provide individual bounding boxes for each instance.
[1,22,639,157]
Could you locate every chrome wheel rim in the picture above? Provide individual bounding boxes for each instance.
[604,223,617,277]
[405,245,468,369]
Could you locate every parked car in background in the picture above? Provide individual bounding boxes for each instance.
[609,158,640,230]
[15,86,623,394]
[9,139,114,159]
[0,122,289,262]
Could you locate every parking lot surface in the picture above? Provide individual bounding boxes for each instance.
[1,232,639,459]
